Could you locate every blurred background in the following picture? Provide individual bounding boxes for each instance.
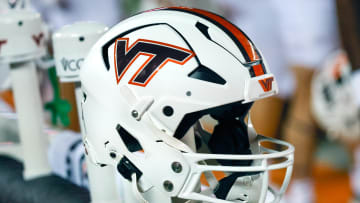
[1,0,360,203]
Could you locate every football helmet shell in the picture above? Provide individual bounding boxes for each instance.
[0,10,45,63]
[53,21,109,83]
[312,50,360,139]
[0,0,29,13]
[80,7,293,203]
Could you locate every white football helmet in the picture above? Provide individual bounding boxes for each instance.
[80,7,294,203]
[312,50,360,139]
[0,0,29,13]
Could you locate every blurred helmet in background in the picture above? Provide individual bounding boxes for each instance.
[312,50,360,140]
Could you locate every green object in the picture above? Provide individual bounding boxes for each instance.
[44,67,71,127]
[315,137,351,171]
[123,0,141,17]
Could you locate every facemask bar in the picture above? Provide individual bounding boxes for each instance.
[246,113,293,202]
[178,121,294,203]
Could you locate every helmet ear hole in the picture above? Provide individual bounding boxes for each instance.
[116,124,143,152]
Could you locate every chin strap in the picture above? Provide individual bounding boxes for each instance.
[131,173,149,203]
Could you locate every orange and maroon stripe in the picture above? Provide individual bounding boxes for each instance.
[163,7,266,77]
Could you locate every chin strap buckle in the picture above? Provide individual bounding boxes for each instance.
[117,156,143,182]
[117,157,148,202]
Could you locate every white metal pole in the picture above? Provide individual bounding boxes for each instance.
[9,60,51,179]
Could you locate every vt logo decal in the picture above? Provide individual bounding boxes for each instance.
[258,77,274,92]
[8,0,18,8]
[0,40,7,54]
[32,32,44,46]
[114,38,195,87]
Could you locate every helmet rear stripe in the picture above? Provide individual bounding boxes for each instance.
[163,7,266,77]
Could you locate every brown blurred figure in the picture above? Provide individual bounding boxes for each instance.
[219,1,340,203]
[336,0,360,200]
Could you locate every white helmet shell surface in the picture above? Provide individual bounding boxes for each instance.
[53,21,108,82]
[0,0,29,13]
[0,10,45,63]
[312,50,360,139]
[80,8,293,203]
